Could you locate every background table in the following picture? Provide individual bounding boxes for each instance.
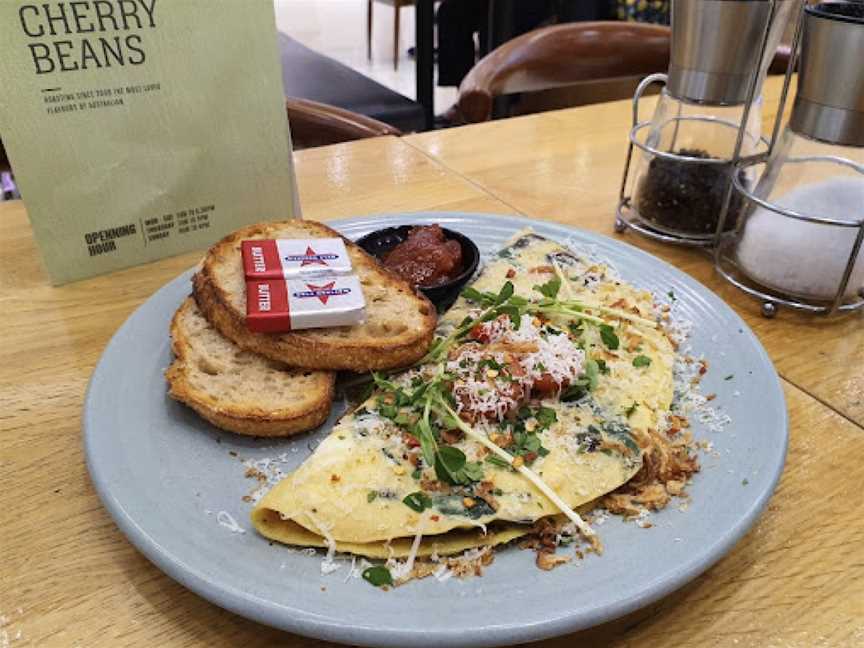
[2,77,862,647]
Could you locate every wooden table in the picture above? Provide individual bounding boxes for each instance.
[2,77,862,647]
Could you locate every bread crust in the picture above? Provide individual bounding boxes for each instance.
[194,220,437,371]
[166,297,335,437]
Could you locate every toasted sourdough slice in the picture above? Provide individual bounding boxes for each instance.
[193,220,437,371]
[166,296,335,437]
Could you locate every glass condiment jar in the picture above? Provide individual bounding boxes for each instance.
[727,1,864,308]
[627,85,763,239]
[618,0,796,244]
[734,127,864,301]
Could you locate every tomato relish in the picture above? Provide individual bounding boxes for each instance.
[382,225,463,287]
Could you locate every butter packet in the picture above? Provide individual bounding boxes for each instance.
[241,238,352,280]
[245,274,366,333]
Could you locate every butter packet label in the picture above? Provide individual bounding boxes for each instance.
[241,238,352,279]
[246,274,366,333]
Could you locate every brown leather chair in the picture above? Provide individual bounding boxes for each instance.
[286,97,402,149]
[458,21,792,123]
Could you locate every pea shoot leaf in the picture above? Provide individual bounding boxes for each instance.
[362,566,393,587]
[498,304,522,328]
[434,445,483,485]
[534,276,561,299]
[461,286,493,305]
[414,417,437,466]
[496,281,515,304]
[599,324,619,350]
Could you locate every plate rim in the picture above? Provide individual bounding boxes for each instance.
[83,212,788,647]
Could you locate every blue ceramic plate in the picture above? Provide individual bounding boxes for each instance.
[84,213,787,647]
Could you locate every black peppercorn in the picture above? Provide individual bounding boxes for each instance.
[636,148,747,235]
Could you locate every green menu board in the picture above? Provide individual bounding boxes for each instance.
[0,0,299,284]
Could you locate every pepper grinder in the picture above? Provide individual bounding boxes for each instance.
[616,0,796,245]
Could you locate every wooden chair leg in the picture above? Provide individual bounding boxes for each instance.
[393,4,400,71]
[367,0,372,60]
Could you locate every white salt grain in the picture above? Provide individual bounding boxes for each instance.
[736,178,864,300]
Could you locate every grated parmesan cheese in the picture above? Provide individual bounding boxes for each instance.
[306,511,340,575]
[447,315,584,422]
[216,511,246,534]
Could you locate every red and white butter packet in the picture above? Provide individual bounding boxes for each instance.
[241,238,352,280]
[245,274,366,333]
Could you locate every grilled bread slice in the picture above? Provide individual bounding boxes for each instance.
[193,220,437,371]
[167,297,335,437]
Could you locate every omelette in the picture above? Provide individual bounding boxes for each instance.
[252,231,676,562]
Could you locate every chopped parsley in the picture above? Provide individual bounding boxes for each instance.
[625,402,639,417]
[633,355,651,368]
[724,374,734,381]
[366,491,378,503]
[667,289,677,302]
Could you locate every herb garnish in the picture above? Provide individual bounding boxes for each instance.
[362,566,393,587]
[536,406,557,429]
[372,370,485,487]
[561,358,601,402]
[485,455,511,469]
[365,277,660,541]
[633,355,652,368]
[435,446,484,485]
[403,491,432,512]
[534,276,561,299]
[435,280,655,364]
[599,324,619,350]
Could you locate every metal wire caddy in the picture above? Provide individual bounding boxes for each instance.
[614,0,864,317]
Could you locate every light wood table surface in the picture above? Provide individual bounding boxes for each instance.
[2,78,863,648]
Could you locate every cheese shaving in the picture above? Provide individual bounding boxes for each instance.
[306,510,340,575]
[216,510,246,534]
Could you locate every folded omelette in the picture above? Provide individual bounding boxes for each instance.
[252,231,674,558]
